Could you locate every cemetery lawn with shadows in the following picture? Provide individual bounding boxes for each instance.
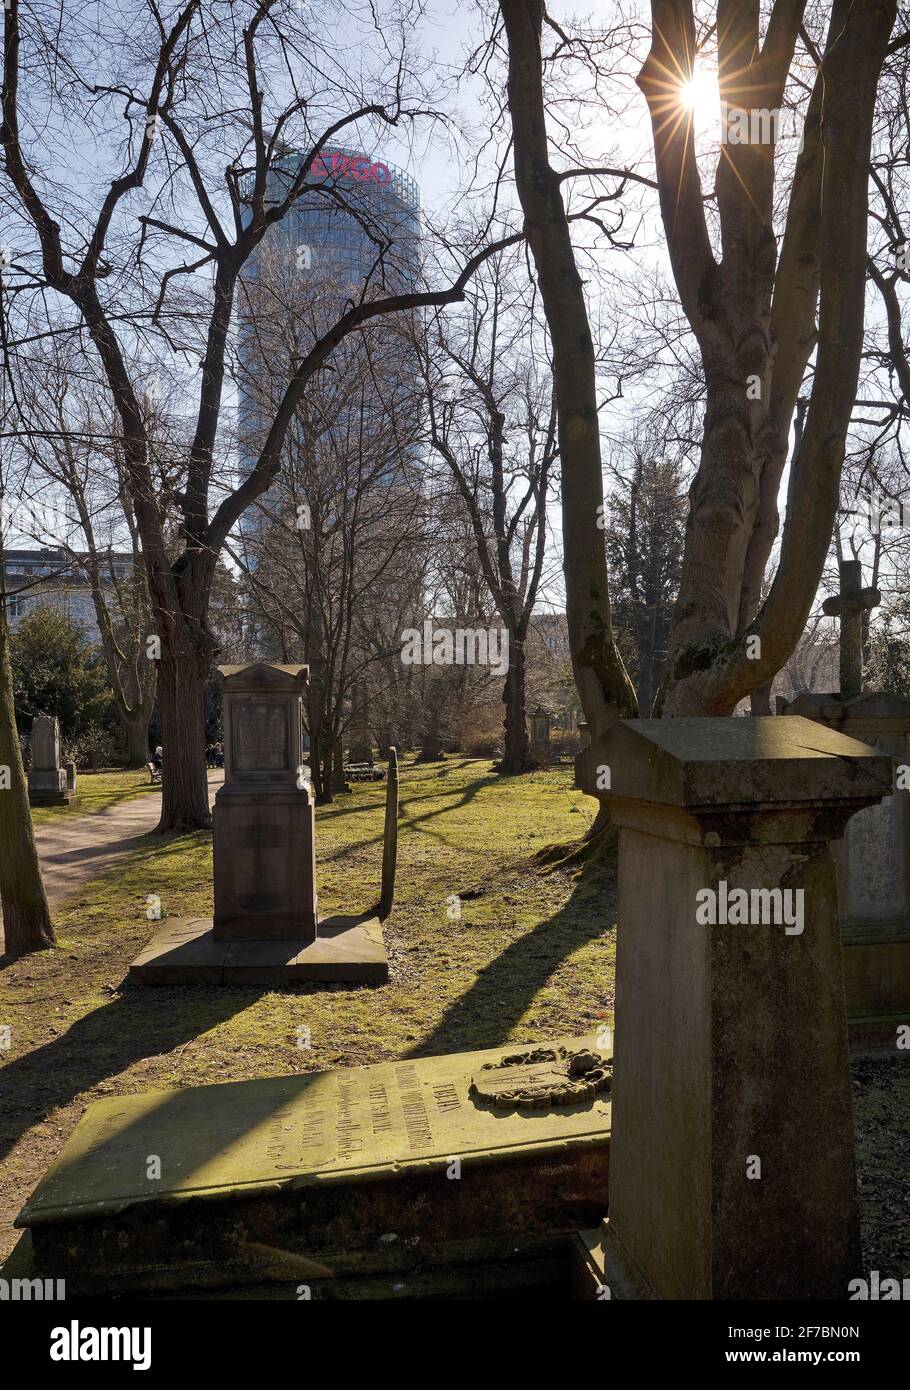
[0,757,615,1261]
[1,755,907,1275]
[29,769,161,827]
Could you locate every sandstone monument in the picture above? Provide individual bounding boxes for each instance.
[7,1032,613,1297]
[129,662,388,985]
[27,714,75,807]
[780,559,910,1049]
[574,715,890,1299]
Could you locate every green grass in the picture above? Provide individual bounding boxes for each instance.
[29,768,160,827]
[1,754,907,1276]
[0,756,616,1260]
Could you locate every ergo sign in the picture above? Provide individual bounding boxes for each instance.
[310,151,392,185]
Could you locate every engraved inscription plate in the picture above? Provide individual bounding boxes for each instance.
[232,702,289,773]
[19,1034,613,1226]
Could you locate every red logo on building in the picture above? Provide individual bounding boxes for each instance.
[310,151,392,185]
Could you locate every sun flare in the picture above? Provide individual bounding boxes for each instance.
[680,66,719,126]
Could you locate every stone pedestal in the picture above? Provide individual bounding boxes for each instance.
[530,707,552,746]
[213,663,317,940]
[347,682,373,765]
[130,663,388,986]
[574,716,890,1300]
[782,691,910,1049]
[27,714,74,806]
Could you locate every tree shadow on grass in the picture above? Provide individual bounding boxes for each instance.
[320,777,493,864]
[0,986,262,1168]
[406,855,616,1060]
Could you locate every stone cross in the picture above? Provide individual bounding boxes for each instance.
[822,559,880,699]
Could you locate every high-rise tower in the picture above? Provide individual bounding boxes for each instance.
[237,146,422,490]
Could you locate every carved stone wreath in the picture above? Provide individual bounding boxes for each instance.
[469,1045,612,1110]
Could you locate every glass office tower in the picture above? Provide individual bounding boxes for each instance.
[237,146,422,493]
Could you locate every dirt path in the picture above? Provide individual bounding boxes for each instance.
[0,773,223,953]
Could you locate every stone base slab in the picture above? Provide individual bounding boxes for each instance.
[848,1012,910,1053]
[12,1033,612,1297]
[28,789,77,807]
[569,1221,654,1300]
[128,915,388,985]
[3,1228,571,1300]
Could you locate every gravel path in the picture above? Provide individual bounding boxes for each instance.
[0,773,223,952]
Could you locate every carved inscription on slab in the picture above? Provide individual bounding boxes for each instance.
[232,702,289,773]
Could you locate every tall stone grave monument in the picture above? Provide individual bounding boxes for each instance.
[130,662,388,985]
[574,716,890,1299]
[27,714,75,806]
[347,681,374,765]
[214,663,317,940]
[780,559,910,1049]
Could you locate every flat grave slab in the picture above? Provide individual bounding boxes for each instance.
[12,1033,612,1295]
[128,914,388,985]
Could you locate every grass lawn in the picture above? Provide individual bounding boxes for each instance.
[0,754,907,1275]
[0,756,616,1262]
[29,768,160,827]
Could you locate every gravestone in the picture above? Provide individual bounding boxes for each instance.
[330,736,350,794]
[378,747,399,919]
[214,663,317,940]
[347,681,373,765]
[573,716,890,1300]
[7,1031,613,1298]
[822,558,880,698]
[129,663,388,985]
[530,706,552,747]
[780,560,910,1050]
[27,714,74,806]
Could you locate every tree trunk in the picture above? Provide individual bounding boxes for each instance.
[641,0,897,717]
[498,634,532,774]
[500,0,637,738]
[156,640,211,832]
[121,707,151,768]
[0,602,55,956]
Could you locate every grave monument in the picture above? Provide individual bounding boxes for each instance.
[779,559,910,1050]
[573,715,891,1299]
[347,680,373,765]
[27,713,75,807]
[530,706,552,749]
[129,662,388,985]
[6,1032,614,1298]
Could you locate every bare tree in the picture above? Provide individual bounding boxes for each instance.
[1,0,517,830]
[0,477,54,956]
[499,0,639,739]
[421,254,555,772]
[11,350,161,765]
[637,0,899,713]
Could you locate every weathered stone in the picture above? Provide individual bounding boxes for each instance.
[530,707,552,747]
[129,914,388,985]
[11,1033,612,1295]
[782,689,910,1050]
[470,1045,611,1109]
[575,716,890,1300]
[30,713,60,770]
[130,662,387,985]
[27,714,74,806]
[213,663,317,941]
[821,558,880,699]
